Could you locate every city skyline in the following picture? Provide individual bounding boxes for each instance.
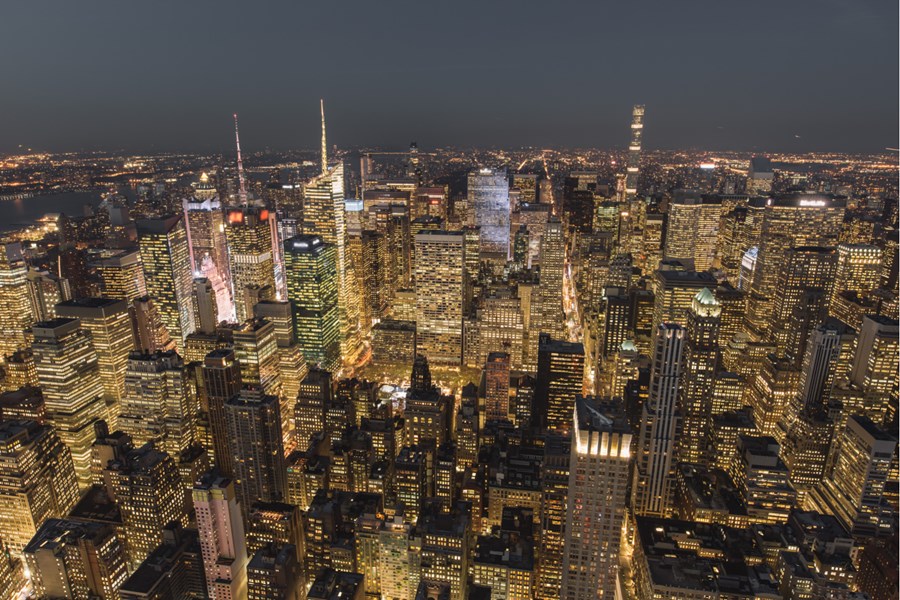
[2,0,898,154]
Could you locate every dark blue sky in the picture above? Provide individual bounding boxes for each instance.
[2,0,897,154]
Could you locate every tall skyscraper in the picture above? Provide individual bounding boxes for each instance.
[0,243,34,361]
[32,318,108,489]
[193,473,249,600]
[770,246,837,357]
[225,388,286,513]
[137,215,197,352]
[538,218,567,340]
[677,288,721,465]
[0,420,79,554]
[624,104,644,200]
[632,323,684,517]
[415,230,466,365]
[96,249,147,302]
[849,315,898,423]
[24,518,129,599]
[468,168,510,258]
[119,350,198,460]
[534,334,584,434]
[283,235,340,371]
[201,348,242,477]
[225,206,278,322]
[561,396,631,599]
[184,176,234,322]
[484,352,511,422]
[663,192,722,271]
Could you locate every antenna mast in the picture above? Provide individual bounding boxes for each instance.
[320,99,328,176]
[233,113,248,204]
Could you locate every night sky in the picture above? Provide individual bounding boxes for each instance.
[2,0,897,154]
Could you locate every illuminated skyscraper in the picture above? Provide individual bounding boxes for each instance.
[201,348,242,477]
[283,235,340,371]
[119,350,198,460]
[849,315,898,423]
[96,249,147,302]
[56,298,133,429]
[294,368,332,450]
[468,168,510,258]
[484,352,511,422]
[625,104,644,200]
[225,206,277,322]
[225,388,286,513]
[632,323,684,517]
[652,270,718,329]
[833,243,882,302]
[677,289,721,465]
[747,194,845,337]
[131,296,177,354]
[0,420,79,554]
[561,396,631,599]
[663,192,722,271]
[534,334,584,434]
[32,318,108,490]
[137,215,197,353]
[193,473,248,600]
[24,518,129,600]
[184,177,234,321]
[415,230,466,365]
[538,218,567,339]
[0,243,34,361]
[813,416,896,537]
[770,246,837,356]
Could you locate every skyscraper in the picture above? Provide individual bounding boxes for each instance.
[95,249,147,302]
[538,218,567,340]
[534,334,584,434]
[225,206,277,322]
[0,243,34,361]
[137,215,197,352]
[225,388,286,513]
[201,348,242,477]
[32,318,108,489]
[561,396,631,599]
[193,473,248,600]
[663,192,722,271]
[677,288,721,465]
[484,352,511,422]
[0,420,79,554]
[55,298,133,429]
[468,168,511,258]
[625,104,644,200]
[415,230,466,365]
[283,235,340,371]
[632,323,684,517]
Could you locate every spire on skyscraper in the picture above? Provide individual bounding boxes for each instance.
[233,113,248,205]
[320,98,328,176]
[625,104,644,200]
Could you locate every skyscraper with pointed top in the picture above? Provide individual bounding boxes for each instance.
[234,113,248,205]
[320,99,328,176]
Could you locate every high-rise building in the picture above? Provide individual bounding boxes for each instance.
[625,105,644,200]
[538,218,567,339]
[468,168,510,258]
[193,473,248,600]
[812,416,896,537]
[677,288,721,465]
[201,348,242,477]
[119,523,208,600]
[534,334,584,434]
[24,518,129,599]
[184,178,230,278]
[415,230,465,365]
[561,396,632,599]
[137,215,197,352]
[131,296,177,354]
[119,350,197,460]
[55,298,133,428]
[225,388,286,513]
[664,191,722,271]
[100,441,188,567]
[225,206,277,322]
[652,270,718,329]
[0,243,34,361]
[832,243,882,302]
[294,368,331,450]
[32,318,108,489]
[484,352,511,422]
[95,249,147,302]
[26,268,71,322]
[632,323,685,517]
[284,235,340,371]
[0,420,79,554]
[247,543,302,600]
[849,315,898,423]
[747,194,845,337]
[770,246,837,356]
[193,277,218,334]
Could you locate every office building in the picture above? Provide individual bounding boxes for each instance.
[534,334,584,434]
[225,206,277,322]
[468,168,510,257]
[0,243,34,361]
[201,348,241,476]
[95,249,147,302]
[193,473,248,600]
[415,230,465,365]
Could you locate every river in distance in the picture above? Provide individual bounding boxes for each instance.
[0,191,104,232]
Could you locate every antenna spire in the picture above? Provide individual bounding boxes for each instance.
[233,113,248,204]
[320,99,328,176]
